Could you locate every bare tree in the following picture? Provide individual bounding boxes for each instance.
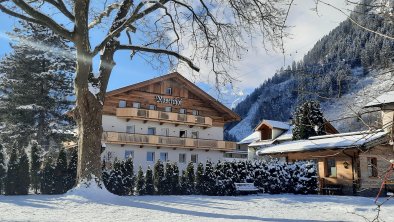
[0,0,290,186]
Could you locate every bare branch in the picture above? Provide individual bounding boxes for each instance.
[44,0,74,21]
[10,0,74,40]
[0,4,45,25]
[118,44,200,72]
[88,2,122,29]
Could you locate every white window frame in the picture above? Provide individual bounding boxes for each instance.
[191,154,198,163]
[191,131,199,139]
[166,87,172,95]
[192,110,199,116]
[179,153,186,164]
[164,106,172,112]
[147,152,155,162]
[179,108,187,114]
[126,125,135,134]
[124,150,134,159]
[132,102,141,108]
[148,127,156,135]
[148,104,156,110]
[119,100,126,108]
[160,152,168,162]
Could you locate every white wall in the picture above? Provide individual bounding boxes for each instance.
[102,115,224,140]
[102,143,224,171]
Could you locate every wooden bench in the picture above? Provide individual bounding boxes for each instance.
[234,183,259,195]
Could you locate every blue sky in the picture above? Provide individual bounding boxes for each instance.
[0,1,349,108]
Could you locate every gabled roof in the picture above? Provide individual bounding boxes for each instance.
[106,72,240,121]
[364,91,394,108]
[257,130,388,155]
[237,131,261,144]
[254,119,291,131]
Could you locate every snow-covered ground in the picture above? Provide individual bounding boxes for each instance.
[1,193,393,222]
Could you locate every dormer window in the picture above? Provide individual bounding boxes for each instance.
[165,87,172,95]
[119,100,126,108]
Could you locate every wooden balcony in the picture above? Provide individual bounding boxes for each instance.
[102,131,236,151]
[116,108,213,127]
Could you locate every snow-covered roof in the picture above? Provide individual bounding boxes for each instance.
[254,119,290,131]
[275,127,294,141]
[249,139,275,147]
[237,131,261,144]
[257,130,388,155]
[364,91,394,108]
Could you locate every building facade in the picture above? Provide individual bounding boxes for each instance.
[100,72,240,171]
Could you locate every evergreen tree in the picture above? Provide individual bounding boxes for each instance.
[184,162,195,194]
[163,162,173,195]
[0,144,6,195]
[292,101,326,140]
[30,142,42,194]
[195,162,205,195]
[204,160,216,195]
[65,148,77,190]
[179,170,188,195]
[122,158,134,195]
[107,160,126,195]
[41,155,56,194]
[0,22,75,148]
[153,160,165,195]
[171,163,180,195]
[135,166,145,195]
[54,148,68,194]
[145,166,154,195]
[17,148,30,195]
[5,146,18,195]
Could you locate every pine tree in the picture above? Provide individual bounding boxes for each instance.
[145,166,154,195]
[122,158,134,195]
[195,162,205,195]
[179,170,188,195]
[5,146,18,195]
[292,101,326,140]
[65,148,77,190]
[30,142,42,194]
[54,148,68,194]
[0,144,6,195]
[0,21,75,148]
[135,166,145,195]
[107,160,126,195]
[17,148,30,195]
[153,160,165,195]
[41,155,56,194]
[163,162,173,195]
[204,160,216,195]
[184,162,195,194]
[171,163,180,195]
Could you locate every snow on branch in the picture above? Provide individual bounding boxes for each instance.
[88,2,122,29]
[118,44,200,72]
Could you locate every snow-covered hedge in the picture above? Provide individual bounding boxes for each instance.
[102,159,318,196]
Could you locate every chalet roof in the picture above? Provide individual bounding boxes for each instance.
[106,72,240,122]
[237,131,261,144]
[254,119,291,131]
[257,130,388,155]
[364,91,394,108]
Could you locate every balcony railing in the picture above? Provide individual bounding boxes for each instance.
[102,131,236,151]
[116,108,213,127]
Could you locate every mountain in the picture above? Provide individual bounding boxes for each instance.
[227,3,394,141]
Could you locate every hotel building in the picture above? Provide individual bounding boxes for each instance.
[101,72,240,170]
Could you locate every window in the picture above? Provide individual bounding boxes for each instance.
[326,158,337,177]
[148,127,156,135]
[179,153,186,163]
[191,131,199,139]
[119,100,126,108]
[124,150,134,159]
[192,110,199,116]
[132,102,141,108]
[148,104,156,110]
[165,87,172,95]
[160,152,168,162]
[164,106,172,112]
[368,157,378,177]
[180,130,187,138]
[179,108,187,114]
[147,152,155,162]
[191,154,198,163]
[161,128,169,137]
[126,125,135,134]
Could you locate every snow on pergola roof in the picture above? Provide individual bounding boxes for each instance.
[257,130,388,155]
[364,91,394,108]
[237,131,261,144]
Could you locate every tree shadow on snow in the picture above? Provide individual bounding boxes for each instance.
[0,195,57,209]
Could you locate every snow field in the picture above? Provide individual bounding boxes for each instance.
[0,193,393,222]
